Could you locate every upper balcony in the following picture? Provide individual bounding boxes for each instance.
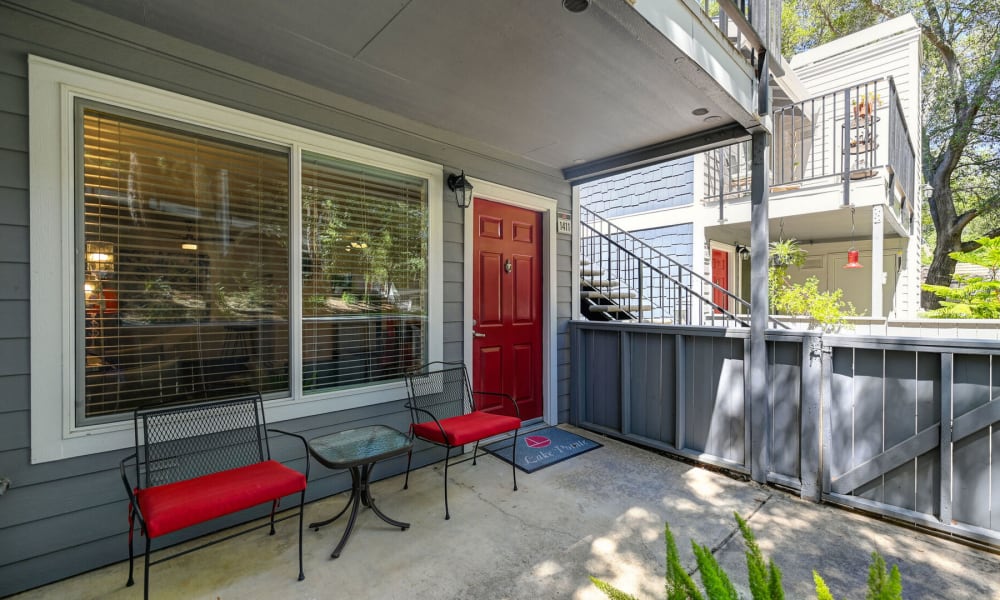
[704,77,918,237]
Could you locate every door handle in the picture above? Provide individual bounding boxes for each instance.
[473,331,486,338]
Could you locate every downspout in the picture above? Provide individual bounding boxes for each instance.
[749,50,771,484]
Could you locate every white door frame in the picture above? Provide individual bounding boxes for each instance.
[463,178,558,425]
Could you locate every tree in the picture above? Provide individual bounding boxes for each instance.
[782,0,1000,309]
[922,236,1000,318]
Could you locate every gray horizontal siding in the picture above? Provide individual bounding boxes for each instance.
[578,156,694,218]
[0,1,573,595]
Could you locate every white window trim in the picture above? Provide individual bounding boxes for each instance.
[28,56,442,463]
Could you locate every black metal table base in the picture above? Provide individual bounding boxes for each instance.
[308,464,409,559]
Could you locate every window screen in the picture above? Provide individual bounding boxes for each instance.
[301,151,428,392]
[78,104,291,423]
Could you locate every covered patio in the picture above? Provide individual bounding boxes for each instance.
[14,427,1000,599]
[6,1,998,597]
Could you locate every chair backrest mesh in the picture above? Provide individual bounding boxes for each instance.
[135,395,267,488]
[405,362,474,421]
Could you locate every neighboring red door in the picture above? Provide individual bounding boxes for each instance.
[473,198,543,421]
[711,249,729,312]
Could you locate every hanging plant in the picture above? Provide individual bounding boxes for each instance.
[768,238,806,268]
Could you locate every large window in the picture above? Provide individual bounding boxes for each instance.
[29,57,441,461]
[301,152,427,393]
[78,104,291,424]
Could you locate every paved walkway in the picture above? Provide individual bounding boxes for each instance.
[14,427,1000,599]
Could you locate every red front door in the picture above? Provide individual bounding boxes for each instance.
[473,198,543,421]
[711,249,729,312]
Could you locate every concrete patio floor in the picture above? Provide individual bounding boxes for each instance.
[14,426,1000,599]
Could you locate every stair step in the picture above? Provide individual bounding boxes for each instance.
[580,290,638,300]
[582,279,619,288]
[579,268,603,277]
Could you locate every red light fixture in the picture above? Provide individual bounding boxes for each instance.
[844,249,864,269]
[843,207,864,269]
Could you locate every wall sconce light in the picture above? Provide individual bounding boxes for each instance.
[736,244,751,260]
[85,241,115,275]
[447,171,474,209]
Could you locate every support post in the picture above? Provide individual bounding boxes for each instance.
[799,335,822,501]
[750,129,771,483]
[870,205,884,317]
[750,48,772,484]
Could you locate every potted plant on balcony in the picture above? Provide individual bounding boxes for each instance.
[851,92,881,120]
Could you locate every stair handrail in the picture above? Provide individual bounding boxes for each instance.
[582,206,751,311]
[581,206,787,329]
[581,220,751,327]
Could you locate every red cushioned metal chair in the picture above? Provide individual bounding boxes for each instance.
[404,362,520,519]
[120,394,308,599]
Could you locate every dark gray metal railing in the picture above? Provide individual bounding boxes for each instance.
[580,206,786,328]
[701,0,782,70]
[887,78,917,232]
[705,77,917,217]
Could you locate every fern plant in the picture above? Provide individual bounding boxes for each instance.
[591,513,902,600]
[922,236,1000,318]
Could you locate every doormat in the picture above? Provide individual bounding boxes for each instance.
[483,427,602,473]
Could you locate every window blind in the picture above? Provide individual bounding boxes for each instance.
[78,104,291,422]
[301,151,428,393]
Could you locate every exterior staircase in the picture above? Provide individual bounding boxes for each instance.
[579,206,784,328]
[579,264,651,321]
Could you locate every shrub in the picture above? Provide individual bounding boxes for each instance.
[768,239,857,330]
[591,513,901,600]
[922,236,1000,318]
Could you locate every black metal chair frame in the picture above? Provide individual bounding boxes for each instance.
[119,393,309,599]
[403,361,520,519]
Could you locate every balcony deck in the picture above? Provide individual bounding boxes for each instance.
[14,427,999,599]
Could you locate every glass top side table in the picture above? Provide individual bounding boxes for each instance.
[307,425,413,558]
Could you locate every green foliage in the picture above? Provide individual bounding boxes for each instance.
[590,577,641,600]
[865,552,902,600]
[813,572,835,600]
[738,513,783,600]
[665,524,704,600]
[768,240,858,330]
[780,0,878,55]
[692,542,739,600]
[592,513,903,600]
[922,236,1000,318]
[768,239,807,269]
